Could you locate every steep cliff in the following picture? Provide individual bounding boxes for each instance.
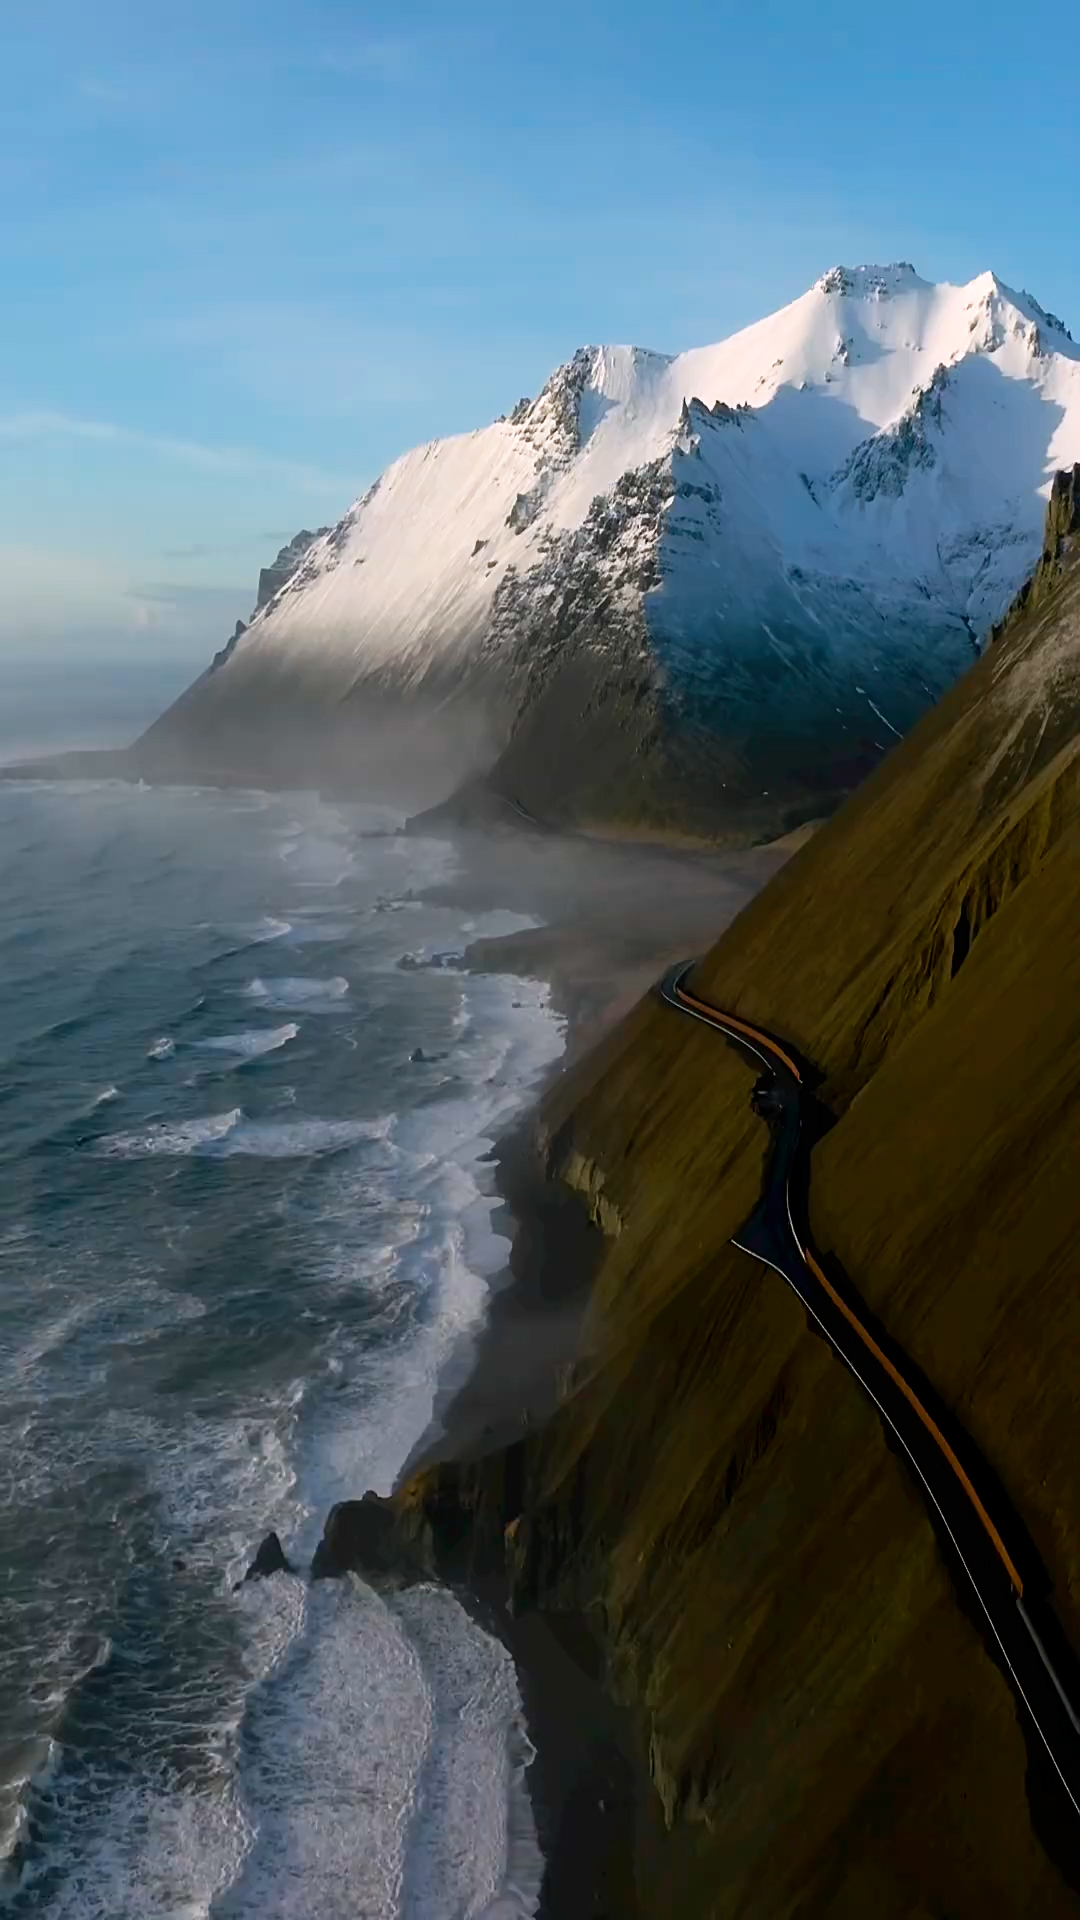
[323,469,1080,1914]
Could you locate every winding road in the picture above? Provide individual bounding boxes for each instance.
[658,961,1080,1824]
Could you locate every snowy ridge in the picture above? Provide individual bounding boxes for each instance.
[151,265,1080,835]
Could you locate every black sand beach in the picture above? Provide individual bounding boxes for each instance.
[388,822,801,1917]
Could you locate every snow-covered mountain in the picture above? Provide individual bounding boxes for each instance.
[144,263,1080,838]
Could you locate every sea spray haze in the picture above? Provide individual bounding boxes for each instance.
[0,660,193,768]
[0,773,562,1917]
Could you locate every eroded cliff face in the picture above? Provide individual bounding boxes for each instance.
[322,472,1080,1916]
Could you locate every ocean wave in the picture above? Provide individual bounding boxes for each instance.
[214,1580,540,1920]
[201,916,294,968]
[97,1108,243,1155]
[221,1117,393,1160]
[90,1086,120,1107]
[1,1763,254,1917]
[95,1110,393,1161]
[146,1036,175,1061]
[395,1586,542,1919]
[278,918,353,945]
[195,1024,300,1060]
[243,976,350,1012]
[1,779,569,1920]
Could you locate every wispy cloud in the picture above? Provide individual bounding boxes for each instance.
[0,410,349,496]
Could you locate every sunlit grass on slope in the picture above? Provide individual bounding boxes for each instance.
[398,470,1080,1917]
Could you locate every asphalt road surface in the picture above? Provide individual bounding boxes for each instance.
[659,960,1080,1826]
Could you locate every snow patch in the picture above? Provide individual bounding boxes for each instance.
[171,262,1080,763]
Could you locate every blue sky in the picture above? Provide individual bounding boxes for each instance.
[3,0,1079,666]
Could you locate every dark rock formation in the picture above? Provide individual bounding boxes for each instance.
[310,1492,431,1583]
[203,532,329,681]
[989,463,1080,634]
[237,1529,293,1585]
[256,528,331,611]
[207,618,247,675]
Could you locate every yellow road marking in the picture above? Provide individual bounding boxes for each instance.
[675,982,803,1082]
[800,1244,1024,1595]
[673,978,1025,1597]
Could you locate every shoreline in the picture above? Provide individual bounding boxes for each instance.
[399,1112,646,1920]
[404,815,791,1476]
[390,822,796,1917]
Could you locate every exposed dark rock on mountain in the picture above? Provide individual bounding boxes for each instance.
[255,528,331,612]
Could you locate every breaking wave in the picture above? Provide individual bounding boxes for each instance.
[95,1110,394,1160]
[0,778,563,1918]
[195,1024,300,1059]
[243,976,350,1012]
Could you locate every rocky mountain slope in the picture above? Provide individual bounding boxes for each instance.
[141,265,1080,837]
[327,468,1080,1914]
[255,527,330,613]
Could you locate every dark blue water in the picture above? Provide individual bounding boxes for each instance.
[0,776,561,1917]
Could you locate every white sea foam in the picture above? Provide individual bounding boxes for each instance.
[273,825,357,889]
[95,1110,393,1161]
[214,1580,542,1920]
[202,969,563,1919]
[218,1117,393,1160]
[147,1035,176,1060]
[395,1586,543,1919]
[195,1024,300,1059]
[3,784,566,1919]
[243,976,350,1011]
[91,1085,120,1107]
[216,1579,431,1919]
[1,1766,255,1918]
[96,1108,244,1156]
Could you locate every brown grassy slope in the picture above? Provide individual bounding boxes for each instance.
[395,472,1080,1914]
[523,474,1080,1913]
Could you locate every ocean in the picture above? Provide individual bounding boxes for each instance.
[0,771,564,1917]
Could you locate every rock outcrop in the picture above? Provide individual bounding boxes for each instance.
[238,1530,293,1584]
[311,1492,430,1584]
[255,529,331,612]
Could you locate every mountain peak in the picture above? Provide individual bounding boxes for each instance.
[146,258,1080,841]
